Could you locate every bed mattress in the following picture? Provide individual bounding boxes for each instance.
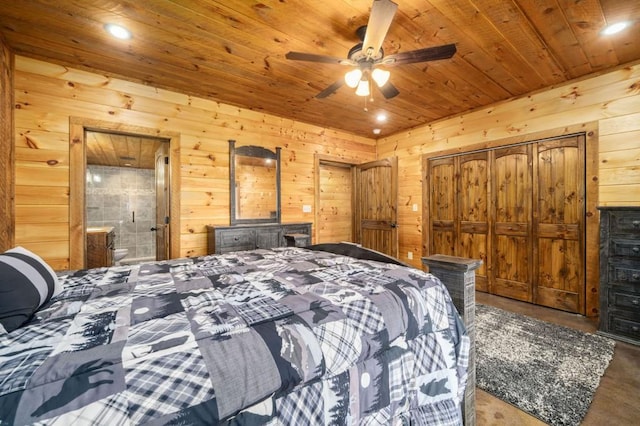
[0,247,468,425]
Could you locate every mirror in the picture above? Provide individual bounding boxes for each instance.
[229,140,281,225]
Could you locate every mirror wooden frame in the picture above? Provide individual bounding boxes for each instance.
[229,139,281,225]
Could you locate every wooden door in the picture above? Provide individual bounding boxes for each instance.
[534,136,585,312]
[355,157,398,257]
[318,162,353,243]
[458,152,490,292]
[491,145,533,302]
[155,144,170,261]
[427,157,456,256]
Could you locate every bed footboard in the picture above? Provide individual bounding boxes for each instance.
[305,244,479,425]
[422,254,482,426]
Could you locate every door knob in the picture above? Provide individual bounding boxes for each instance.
[150,227,159,231]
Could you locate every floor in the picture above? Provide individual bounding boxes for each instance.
[475,292,640,425]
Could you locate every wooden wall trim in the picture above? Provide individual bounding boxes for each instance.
[422,122,600,317]
[0,36,14,251]
[68,117,181,270]
[69,121,85,268]
[585,127,600,316]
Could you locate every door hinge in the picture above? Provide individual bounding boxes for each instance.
[164,216,170,224]
[164,156,169,165]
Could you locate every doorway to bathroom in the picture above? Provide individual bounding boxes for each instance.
[69,118,180,270]
[85,130,171,266]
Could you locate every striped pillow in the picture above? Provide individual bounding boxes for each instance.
[0,246,61,334]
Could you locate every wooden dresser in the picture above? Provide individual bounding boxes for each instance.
[207,223,312,254]
[87,227,115,268]
[598,207,640,345]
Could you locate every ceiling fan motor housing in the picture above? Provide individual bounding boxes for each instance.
[348,43,384,64]
[284,0,455,100]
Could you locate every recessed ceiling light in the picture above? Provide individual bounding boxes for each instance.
[105,24,132,40]
[376,113,387,122]
[373,128,381,135]
[601,21,629,36]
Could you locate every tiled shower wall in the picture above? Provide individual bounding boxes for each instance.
[86,165,156,261]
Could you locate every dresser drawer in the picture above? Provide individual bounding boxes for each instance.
[608,260,640,285]
[207,223,312,254]
[282,224,311,235]
[610,290,640,310]
[610,211,640,234]
[611,239,640,258]
[608,315,640,341]
[218,229,256,250]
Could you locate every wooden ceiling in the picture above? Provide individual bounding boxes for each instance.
[1,0,639,137]
[86,131,167,169]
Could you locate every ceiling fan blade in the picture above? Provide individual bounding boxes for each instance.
[316,80,345,98]
[361,0,398,59]
[285,51,354,65]
[383,43,457,66]
[377,81,400,99]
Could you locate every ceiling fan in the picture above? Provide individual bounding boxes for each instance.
[285,0,457,100]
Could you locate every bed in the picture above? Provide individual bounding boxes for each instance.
[0,245,469,425]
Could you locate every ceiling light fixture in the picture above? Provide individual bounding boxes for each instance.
[345,69,363,88]
[105,24,132,40]
[371,69,390,87]
[345,68,390,96]
[373,128,381,135]
[601,21,629,35]
[376,112,387,122]
[355,79,370,97]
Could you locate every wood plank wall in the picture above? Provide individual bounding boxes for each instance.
[0,36,14,252]
[12,56,376,270]
[379,62,640,269]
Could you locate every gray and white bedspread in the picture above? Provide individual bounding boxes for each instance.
[0,247,469,425]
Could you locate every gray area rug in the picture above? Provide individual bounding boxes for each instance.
[476,304,615,426]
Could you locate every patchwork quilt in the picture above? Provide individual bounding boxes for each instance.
[0,247,469,425]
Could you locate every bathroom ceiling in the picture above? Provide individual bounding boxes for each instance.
[86,131,167,170]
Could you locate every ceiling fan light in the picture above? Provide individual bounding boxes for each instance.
[355,80,370,97]
[345,69,363,88]
[372,68,390,87]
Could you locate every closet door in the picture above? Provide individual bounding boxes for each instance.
[458,152,490,292]
[425,136,586,313]
[534,135,585,313]
[492,145,533,302]
[427,157,456,256]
